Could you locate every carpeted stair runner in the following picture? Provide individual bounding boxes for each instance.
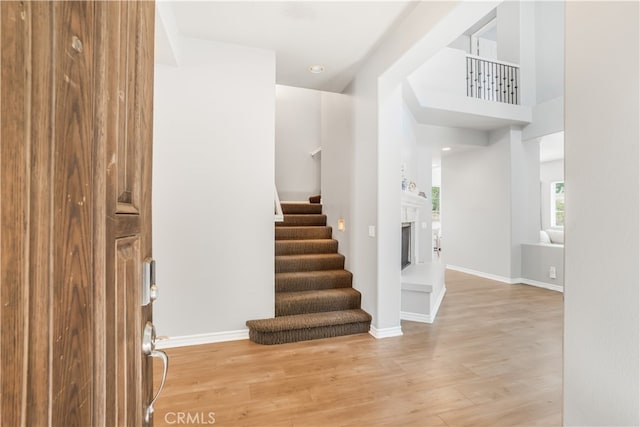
[246,201,371,345]
[275,270,353,292]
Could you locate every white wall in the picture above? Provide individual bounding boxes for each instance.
[496,1,519,65]
[406,48,467,98]
[416,123,489,148]
[442,130,512,279]
[564,2,640,425]
[522,96,564,141]
[509,128,541,277]
[535,0,563,104]
[442,125,539,280]
[540,159,564,231]
[275,85,321,201]
[153,37,275,338]
[521,243,564,288]
[320,92,354,270]
[448,34,470,54]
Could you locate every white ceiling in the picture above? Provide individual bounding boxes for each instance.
[540,131,564,162]
[168,1,417,92]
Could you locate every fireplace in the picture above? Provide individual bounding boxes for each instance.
[401,223,411,270]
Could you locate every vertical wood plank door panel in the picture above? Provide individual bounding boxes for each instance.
[51,3,95,424]
[0,1,155,425]
[0,2,30,424]
[25,3,54,426]
[115,236,142,427]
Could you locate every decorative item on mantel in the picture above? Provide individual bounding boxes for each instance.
[400,164,428,199]
[401,163,409,191]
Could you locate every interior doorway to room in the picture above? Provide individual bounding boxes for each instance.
[432,159,442,256]
[470,17,497,60]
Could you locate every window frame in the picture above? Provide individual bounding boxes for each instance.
[550,181,565,228]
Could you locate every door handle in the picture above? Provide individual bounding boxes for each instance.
[142,321,169,424]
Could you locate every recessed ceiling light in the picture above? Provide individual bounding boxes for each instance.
[442,147,452,152]
[309,65,325,74]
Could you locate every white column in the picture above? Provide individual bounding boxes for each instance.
[564,2,640,425]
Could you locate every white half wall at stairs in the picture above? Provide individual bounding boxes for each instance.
[153,37,275,339]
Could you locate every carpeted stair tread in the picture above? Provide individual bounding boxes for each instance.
[275,226,333,240]
[276,270,353,292]
[248,196,372,345]
[280,203,323,215]
[276,214,327,227]
[276,288,362,316]
[275,254,345,273]
[275,239,338,256]
[246,309,371,333]
[248,320,371,345]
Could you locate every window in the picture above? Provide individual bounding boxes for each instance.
[551,181,564,227]
[432,186,440,222]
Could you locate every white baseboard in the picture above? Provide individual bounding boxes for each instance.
[400,285,447,324]
[369,325,403,339]
[446,265,518,284]
[518,278,564,293]
[400,311,432,323]
[156,329,249,349]
[446,265,564,293]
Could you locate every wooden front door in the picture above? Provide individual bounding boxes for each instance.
[0,1,158,425]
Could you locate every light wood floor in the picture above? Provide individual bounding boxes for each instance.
[153,270,563,427]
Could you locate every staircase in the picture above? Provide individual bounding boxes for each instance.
[246,199,371,345]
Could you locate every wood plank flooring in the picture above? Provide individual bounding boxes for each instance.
[153,270,563,426]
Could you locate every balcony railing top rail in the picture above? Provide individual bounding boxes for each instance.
[465,54,520,69]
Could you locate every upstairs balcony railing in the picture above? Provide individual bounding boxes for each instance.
[466,54,520,105]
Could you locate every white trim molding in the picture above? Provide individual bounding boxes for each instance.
[446,265,564,293]
[369,325,403,339]
[518,278,564,293]
[447,264,517,284]
[156,329,249,349]
[400,311,432,323]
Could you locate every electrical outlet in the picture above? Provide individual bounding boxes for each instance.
[368,225,376,237]
[549,266,557,279]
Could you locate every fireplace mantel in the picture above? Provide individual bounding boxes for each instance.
[401,191,427,209]
[401,191,427,224]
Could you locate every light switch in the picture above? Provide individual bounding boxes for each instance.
[368,225,376,237]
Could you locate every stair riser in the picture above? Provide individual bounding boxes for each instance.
[276,294,361,317]
[248,322,371,345]
[280,204,323,215]
[276,214,327,227]
[275,240,338,256]
[275,227,332,240]
[275,256,345,273]
[276,273,352,292]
